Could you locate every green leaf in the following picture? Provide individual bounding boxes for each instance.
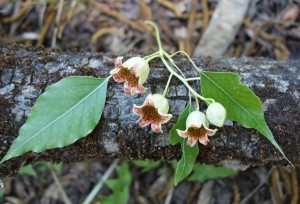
[188,164,238,182]
[133,160,161,173]
[169,104,192,145]
[18,164,37,177]
[1,76,109,163]
[174,140,199,186]
[200,71,291,164]
[102,162,131,204]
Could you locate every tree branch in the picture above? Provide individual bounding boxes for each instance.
[0,44,299,177]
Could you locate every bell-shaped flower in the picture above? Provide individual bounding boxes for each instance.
[177,111,217,147]
[110,56,150,95]
[206,102,226,127]
[132,94,172,133]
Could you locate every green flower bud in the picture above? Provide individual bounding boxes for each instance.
[206,102,226,127]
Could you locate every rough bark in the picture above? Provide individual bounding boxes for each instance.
[0,43,299,177]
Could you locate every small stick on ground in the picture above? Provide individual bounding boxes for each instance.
[48,163,72,204]
[240,169,272,204]
[37,6,56,46]
[91,27,116,44]
[51,0,64,48]
[185,182,202,204]
[278,166,292,196]
[186,0,199,55]
[270,167,283,204]
[291,167,299,204]
[201,0,209,31]
[91,0,144,32]
[2,0,32,23]
[233,180,240,204]
[82,159,120,204]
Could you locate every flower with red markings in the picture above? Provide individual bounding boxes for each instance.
[177,111,217,147]
[132,94,172,133]
[110,56,150,95]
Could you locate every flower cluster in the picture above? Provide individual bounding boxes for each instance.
[111,56,227,145]
[111,57,172,133]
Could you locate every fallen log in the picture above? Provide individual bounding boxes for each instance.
[0,43,299,177]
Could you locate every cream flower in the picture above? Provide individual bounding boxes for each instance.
[177,111,217,146]
[132,94,172,133]
[110,57,150,95]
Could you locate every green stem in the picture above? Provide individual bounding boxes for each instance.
[186,77,201,81]
[163,50,186,78]
[162,74,173,97]
[170,50,202,72]
[160,55,214,104]
[144,21,163,53]
[144,21,214,104]
[145,53,160,63]
[195,96,200,111]
[144,51,159,59]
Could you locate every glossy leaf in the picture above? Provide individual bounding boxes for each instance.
[169,104,192,145]
[188,164,238,182]
[200,71,291,164]
[1,76,109,163]
[174,140,199,186]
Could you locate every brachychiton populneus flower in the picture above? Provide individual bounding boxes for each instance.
[133,94,172,133]
[110,56,150,95]
[177,111,217,146]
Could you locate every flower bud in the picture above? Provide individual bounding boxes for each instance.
[206,102,226,127]
[123,57,150,84]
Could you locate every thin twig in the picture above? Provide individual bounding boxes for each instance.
[291,167,299,204]
[91,0,144,32]
[48,163,72,204]
[2,0,32,23]
[240,169,272,204]
[186,0,198,55]
[51,0,64,48]
[201,0,209,31]
[37,6,56,46]
[91,27,116,44]
[164,186,174,204]
[83,159,120,204]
